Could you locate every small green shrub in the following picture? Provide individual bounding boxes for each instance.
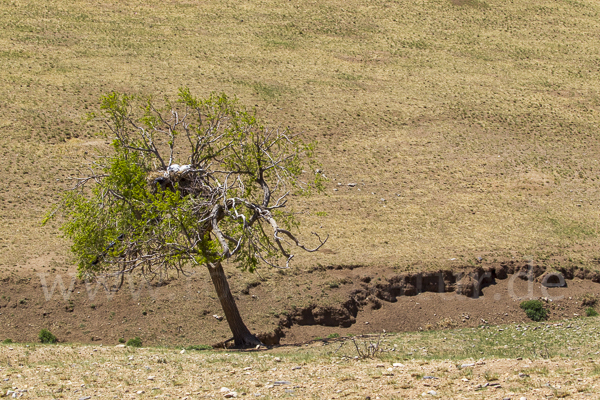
[520,300,548,321]
[2,339,13,344]
[126,337,142,347]
[118,337,126,343]
[38,329,57,344]
[327,333,340,339]
[585,307,598,317]
[185,344,212,351]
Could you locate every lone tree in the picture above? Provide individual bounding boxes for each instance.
[47,89,327,347]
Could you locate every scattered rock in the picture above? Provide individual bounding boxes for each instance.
[460,363,475,368]
[392,363,405,367]
[348,183,356,187]
[213,314,224,321]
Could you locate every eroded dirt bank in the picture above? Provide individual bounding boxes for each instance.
[0,262,598,347]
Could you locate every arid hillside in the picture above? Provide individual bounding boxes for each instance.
[1,0,600,347]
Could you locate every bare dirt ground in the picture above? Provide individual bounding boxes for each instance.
[1,262,598,347]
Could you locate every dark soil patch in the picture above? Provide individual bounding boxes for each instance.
[0,263,598,347]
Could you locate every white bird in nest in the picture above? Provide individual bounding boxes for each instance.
[167,164,191,174]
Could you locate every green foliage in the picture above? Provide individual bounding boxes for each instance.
[520,300,548,322]
[327,333,340,339]
[585,307,598,317]
[46,88,323,279]
[126,337,142,347]
[184,344,212,351]
[38,329,57,344]
[2,339,13,344]
[118,337,126,343]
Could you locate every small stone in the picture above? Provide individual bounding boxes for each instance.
[376,364,385,368]
[274,357,281,362]
[213,314,224,321]
[274,381,291,386]
[348,183,356,187]
[224,392,237,398]
[392,363,404,367]
[292,366,301,370]
[220,387,231,393]
[460,363,475,368]
[136,391,145,395]
[78,397,92,400]
[147,376,155,380]
[180,349,186,354]
[427,391,437,396]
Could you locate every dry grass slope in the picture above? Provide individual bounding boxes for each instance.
[2,318,600,398]
[1,0,600,274]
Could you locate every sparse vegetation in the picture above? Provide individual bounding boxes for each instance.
[126,337,142,347]
[2,339,13,344]
[585,307,598,317]
[520,300,548,322]
[38,329,57,344]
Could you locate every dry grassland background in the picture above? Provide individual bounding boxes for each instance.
[1,0,600,274]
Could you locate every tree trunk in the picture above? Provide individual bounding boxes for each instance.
[207,261,262,347]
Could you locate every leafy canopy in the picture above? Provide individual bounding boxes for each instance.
[47,89,325,281]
